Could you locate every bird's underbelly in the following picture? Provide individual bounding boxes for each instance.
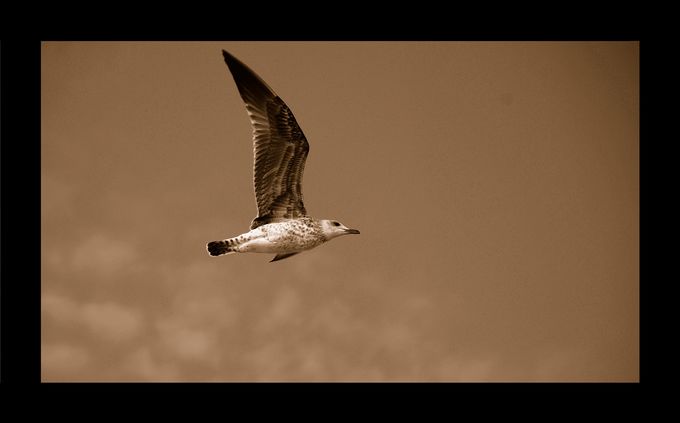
[236,224,323,254]
[238,237,293,253]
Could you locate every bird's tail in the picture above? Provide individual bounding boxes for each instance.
[206,238,238,257]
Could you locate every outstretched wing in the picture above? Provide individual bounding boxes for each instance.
[222,50,309,230]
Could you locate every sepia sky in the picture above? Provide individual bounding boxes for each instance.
[41,41,639,382]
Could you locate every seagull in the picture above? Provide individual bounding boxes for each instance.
[207,50,360,262]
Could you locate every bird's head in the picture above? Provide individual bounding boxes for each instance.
[320,219,360,240]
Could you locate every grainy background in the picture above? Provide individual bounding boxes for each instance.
[41,41,639,381]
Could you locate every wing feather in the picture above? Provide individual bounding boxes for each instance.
[222,50,309,229]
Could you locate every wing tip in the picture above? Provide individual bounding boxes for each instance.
[220,49,277,100]
[222,49,238,68]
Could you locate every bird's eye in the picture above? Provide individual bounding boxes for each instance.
[332,221,340,226]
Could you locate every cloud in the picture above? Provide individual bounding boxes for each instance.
[81,302,144,342]
[42,344,92,379]
[121,347,180,381]
[433,355,498,381]
[247,343,285,380]
[309,298,356,337]
[153,294,239,367]
[256,286,302,334]
[42,292,80,323]
[70,234,139,274]
[176,296,239,329]
[42,292,144,343]
[156,318,217,363]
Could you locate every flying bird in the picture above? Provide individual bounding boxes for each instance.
[207,50,360,262]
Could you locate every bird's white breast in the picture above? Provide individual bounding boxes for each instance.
[236,219,325,254]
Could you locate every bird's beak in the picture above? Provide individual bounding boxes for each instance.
[344,228,360,235]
